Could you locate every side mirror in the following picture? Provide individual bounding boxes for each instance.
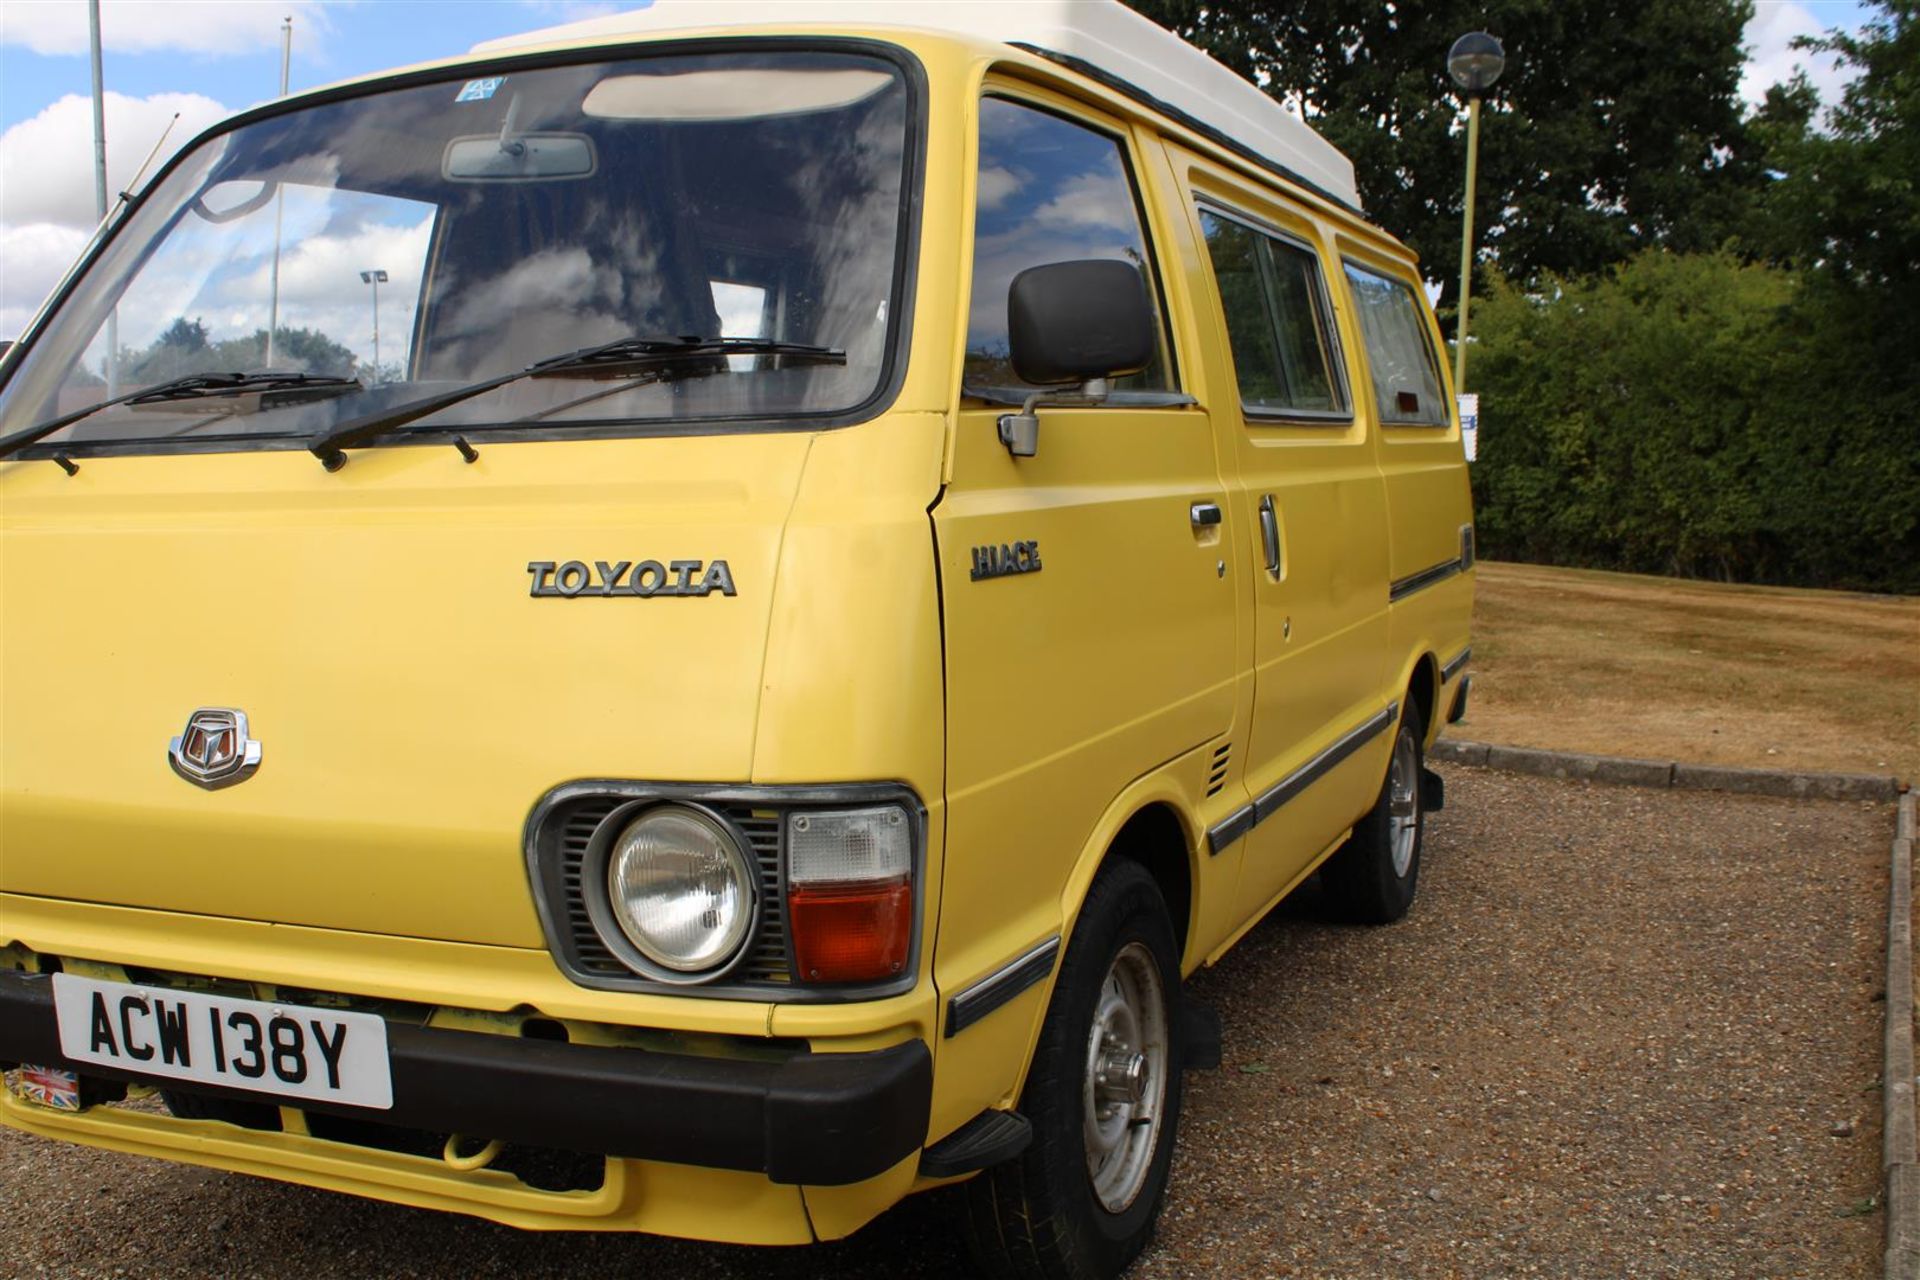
[997,260,1154,458]
[1007,259,1154,386]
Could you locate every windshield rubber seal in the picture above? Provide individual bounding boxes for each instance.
[0,35,928,461]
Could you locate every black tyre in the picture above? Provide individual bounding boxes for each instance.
[963,859,1184,1280]
[1320,701,1426,924]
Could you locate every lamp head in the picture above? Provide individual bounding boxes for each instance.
[1448,32,1506,96]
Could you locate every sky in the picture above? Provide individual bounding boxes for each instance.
[0,0,1880,346]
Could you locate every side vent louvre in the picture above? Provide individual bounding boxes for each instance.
[1206,742,1232,797]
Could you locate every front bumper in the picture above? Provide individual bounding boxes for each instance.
[0,969,930,1187]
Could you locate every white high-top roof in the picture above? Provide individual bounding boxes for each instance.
[470,0,1360,211]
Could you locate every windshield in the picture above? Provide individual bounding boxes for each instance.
[0,47,914,454]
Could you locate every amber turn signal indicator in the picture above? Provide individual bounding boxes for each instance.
[789,878,912,983]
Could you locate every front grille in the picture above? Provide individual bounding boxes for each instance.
[554,798,792,986]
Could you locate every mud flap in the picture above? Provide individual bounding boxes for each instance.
[1420,765,1445,812]
[1179,996,1222,1071]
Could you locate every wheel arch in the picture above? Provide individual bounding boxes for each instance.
[1399,648,1441,743]
[1056,774,1204,976]
[1102,803,1193,961]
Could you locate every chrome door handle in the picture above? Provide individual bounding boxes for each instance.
[1190,501,1222,529]
[1258,494,1282,578]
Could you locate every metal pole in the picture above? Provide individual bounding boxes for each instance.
[371,277,381,377]
[266,15,291,368]
[88,0,118,394]
[1452,94,1482,393]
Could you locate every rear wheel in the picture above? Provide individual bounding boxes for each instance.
[1321,701,1426,923]
[963,860,1184,1280]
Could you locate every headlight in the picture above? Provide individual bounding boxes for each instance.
[604,804,756,975]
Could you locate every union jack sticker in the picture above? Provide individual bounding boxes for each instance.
[9,1064,81,1110]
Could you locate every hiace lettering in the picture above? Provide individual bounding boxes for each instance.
[970,540,1042,581]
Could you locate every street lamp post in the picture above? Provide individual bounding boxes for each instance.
[88,0,118,395]
[1447,31,1506,393]
[359,269,388,380]
[266,15,293,369]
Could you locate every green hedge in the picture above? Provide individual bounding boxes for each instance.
[1467,250,1920,594]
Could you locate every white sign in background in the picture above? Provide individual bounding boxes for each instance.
[1458,392,1479,462]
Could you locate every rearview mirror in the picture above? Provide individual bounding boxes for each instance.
[443,133,596,182]
[1007,259,1154,386]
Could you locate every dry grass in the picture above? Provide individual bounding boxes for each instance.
[1459,560,1920,781]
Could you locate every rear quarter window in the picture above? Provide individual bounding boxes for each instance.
[1343,263,1449,427]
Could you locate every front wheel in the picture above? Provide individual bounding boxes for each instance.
[1320,702,1426,923]
[963,860,1184,1280]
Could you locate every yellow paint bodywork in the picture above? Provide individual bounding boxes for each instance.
[0,23,1471,1246]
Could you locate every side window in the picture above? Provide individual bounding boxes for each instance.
[964,97,1172,394]
[1342,263,1448,426]
[1197,207,1346,418]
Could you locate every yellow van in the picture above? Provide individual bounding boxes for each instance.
[0,3,1472,1275]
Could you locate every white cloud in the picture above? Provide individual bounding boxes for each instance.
[1741,2,1859,109]
[1,90,231,230]
[976,165,1020,211]
[225,215,435,367]
[1,90,231,340]
[0,0,331,57]
[95,199,438,363]
[1032,170,1136,233]
[0,221,90,338]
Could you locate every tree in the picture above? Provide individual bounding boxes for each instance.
[114,320,358,384]
[207,326,360,376]
[1746,1,1918,391]
[1126,1,1758,309]
[121,316,211,382]
[1469,251,1919,592]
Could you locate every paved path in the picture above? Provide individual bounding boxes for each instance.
[0,766,1889,1278]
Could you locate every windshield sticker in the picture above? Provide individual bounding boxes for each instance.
[455,77,505,103]
[527,559,737,599]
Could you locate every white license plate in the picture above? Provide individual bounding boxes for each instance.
[51,973,393,1110]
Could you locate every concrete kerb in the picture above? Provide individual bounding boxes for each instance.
[1892,794,1919,1280]
[1431,738,1904,802]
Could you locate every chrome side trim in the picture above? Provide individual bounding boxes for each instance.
[1205,701,1399,855]
[1206,804,1256,856]
[1442,645,1472,683]
[1253,702,1397,822]
[946,937,1061,1038]
[1391,528,1477,603]
[1389,557,1461,603]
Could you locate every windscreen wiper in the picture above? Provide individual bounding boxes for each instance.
[0,370,363,467]
[307,334,845,471]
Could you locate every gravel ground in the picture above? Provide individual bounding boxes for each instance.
[0,765,1890,1278]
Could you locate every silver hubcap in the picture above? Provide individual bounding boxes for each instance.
[1083,941,1169,1213]
[1388,725,1419,878]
